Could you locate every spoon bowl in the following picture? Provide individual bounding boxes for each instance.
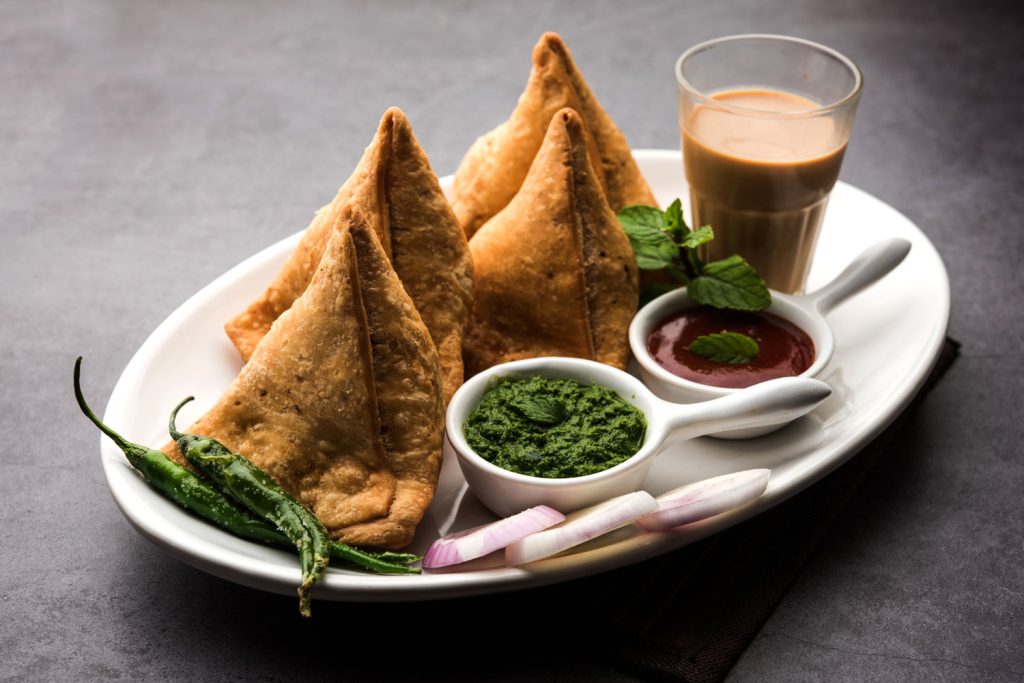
[446,356,831,517]
[629,237,911,438]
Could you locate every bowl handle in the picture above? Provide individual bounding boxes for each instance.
[798,238,911,316]
[658,378,832,441]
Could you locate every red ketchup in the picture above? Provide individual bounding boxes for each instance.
[647,306,815,388]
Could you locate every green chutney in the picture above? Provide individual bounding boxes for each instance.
[463,375,647,479]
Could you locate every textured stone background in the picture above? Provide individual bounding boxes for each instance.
[2,0,1022,680]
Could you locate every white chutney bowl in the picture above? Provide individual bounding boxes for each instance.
[446,356,831,517]
[629,237,911,439]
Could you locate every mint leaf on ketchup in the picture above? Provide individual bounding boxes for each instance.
[688,255,771,311]
[688,331,760,364]
[617,205,679,270]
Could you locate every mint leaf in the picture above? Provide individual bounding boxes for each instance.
[618,205,666,232]
[626,227,678,270]
[509,395,568,426]
[663,199,685,240]
[681,225,714,250]
[681,225,712,275]
[688,331,760,364]
[617,205,679,270]
[689,255,771,311]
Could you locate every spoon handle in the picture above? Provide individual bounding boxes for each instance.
[659,377,832,441]
[799,238,911,316]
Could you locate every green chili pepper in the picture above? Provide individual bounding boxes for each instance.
[329,546,420,575]
[74,358,285,545]
[74,358,420,607]
[169,398,331,617]
[367,551,421,564]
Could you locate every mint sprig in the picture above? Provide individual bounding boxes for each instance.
[688,331,760,364]
[617,201,770,311]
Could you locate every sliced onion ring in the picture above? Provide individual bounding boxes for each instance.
[505,491,658,566]
[635,469,771,532]
[423,505,565,569]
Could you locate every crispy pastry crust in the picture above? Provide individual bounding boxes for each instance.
[451,32,657,238]
[165,207,445,549]
[463,108,639,375]
[224,108,473,404]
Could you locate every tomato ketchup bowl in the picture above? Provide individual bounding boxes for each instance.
[630,238,911,439]
[446,356,830,517]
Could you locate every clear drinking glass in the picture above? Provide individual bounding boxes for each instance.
[676,35,863,293]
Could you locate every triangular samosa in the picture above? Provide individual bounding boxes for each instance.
[450,32,657,238]
[166,206,445,549]
[463,108,639,375]
[225,107,473,403]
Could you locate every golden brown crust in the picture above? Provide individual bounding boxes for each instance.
[164,207,445,549]
[223,108,472,404]
[382,111,474,405]
[451,32,657,238]
[331,211,445,547]
[462,109,639,375]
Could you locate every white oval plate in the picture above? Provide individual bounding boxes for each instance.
[101,150,949,602]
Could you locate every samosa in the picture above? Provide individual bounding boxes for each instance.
[463,108,639,375]
[225,107,473,403]
[451,32,657,238]
[166,206,445,549]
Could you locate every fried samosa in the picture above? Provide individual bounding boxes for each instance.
[463,108,639,375]
[225,107,473,403]
[450,32,657,238]
[165,207,445,549]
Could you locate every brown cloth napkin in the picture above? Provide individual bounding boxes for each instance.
[571,336,961,682]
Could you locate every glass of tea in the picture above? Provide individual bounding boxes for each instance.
[676,35,863,293]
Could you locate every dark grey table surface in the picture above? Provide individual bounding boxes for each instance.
[3,1,1022,680]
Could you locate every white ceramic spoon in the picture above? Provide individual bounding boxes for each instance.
[446,356,830,517]
[630,237,911,438]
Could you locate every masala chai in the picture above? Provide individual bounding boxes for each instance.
[682,89,846,293]
[676,35,863,293]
